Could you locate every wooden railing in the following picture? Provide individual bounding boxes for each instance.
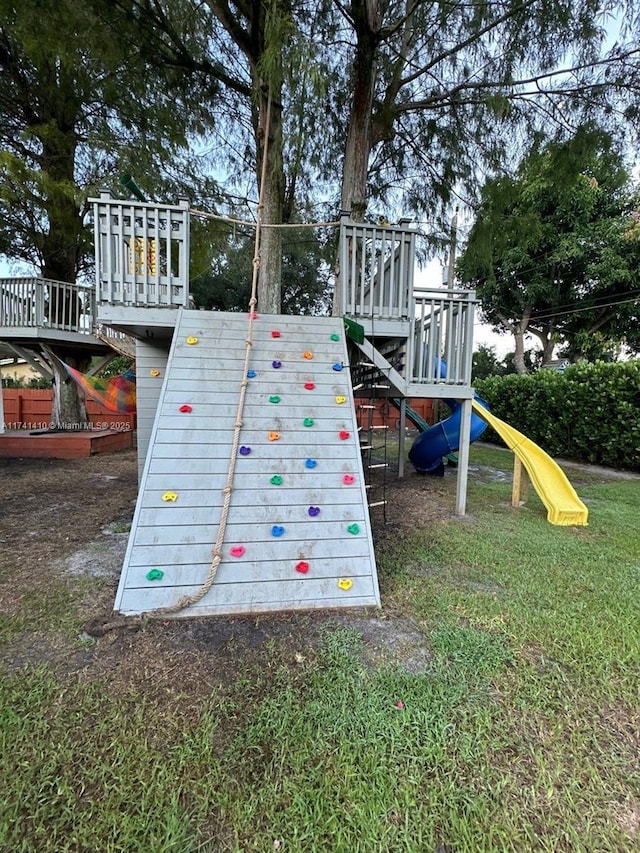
[337,215,415,321]
[0,277,95,334]
[92,191,190,307]
[410,286,476,386]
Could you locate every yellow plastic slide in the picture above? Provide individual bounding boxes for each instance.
[471,400,589,526]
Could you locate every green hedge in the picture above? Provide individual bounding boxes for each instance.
[475,361,640,471]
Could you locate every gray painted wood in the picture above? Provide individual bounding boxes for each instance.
[115,310,380,617]
[135,339,170,480]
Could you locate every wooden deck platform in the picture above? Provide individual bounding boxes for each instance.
[115,310,380,618]
[0,428,133,458]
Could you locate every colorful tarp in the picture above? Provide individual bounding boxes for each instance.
[63,362,137,414]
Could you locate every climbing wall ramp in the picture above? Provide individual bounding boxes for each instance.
[114,309,380,617]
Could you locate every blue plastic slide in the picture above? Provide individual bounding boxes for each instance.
[407,397,489,476]
[402,359,489,476]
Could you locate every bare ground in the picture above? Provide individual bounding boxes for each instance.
[0,444,463,699]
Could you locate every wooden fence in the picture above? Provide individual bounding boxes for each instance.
[2,388,136,431]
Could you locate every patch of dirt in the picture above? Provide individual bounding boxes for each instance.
[1,445,631,700]
[0,448,451,695]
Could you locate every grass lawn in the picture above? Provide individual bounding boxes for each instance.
[1,445,638,852]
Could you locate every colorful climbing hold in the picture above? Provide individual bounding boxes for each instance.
[149,369,160,377]
[247,369,257,378]
[303,382,315,390]
[269,395,281,404]
[305,459,318,469]
[272,360,282,369]
[268,431,280,441]
[339,431,351,440]
[186,336,199,345]
[178,404,193,413]
[338,578,353,591]
[308,506,321,517]
[271,525,285,537]
[230,546,246,558]
[303,418,314,427]
[347,523,360,535]
[239,446,251,456]
[295,561,310,574]
[332,363,343,371]
[249,311,259,319]
[335,395,347,404]
[302,351,313,360]
[270,474,283,485]
[330,333,340,341]
[146,569,164,581]
[162,491,178,502]
[271,330,281,338]
[342,474,356,485]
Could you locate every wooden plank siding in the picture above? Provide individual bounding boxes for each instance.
[134,339,171,480]
[115,310,380,617]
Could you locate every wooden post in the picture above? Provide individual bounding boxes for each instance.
[512,456,530,507]
[398,397,406,478]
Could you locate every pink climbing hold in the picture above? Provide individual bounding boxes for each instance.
[343,474,356,485]
[230,546,246,558]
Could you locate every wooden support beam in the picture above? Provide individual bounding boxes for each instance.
[5,343,53,378]
[511,456,530,507]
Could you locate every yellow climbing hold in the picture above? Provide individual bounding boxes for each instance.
[335,395,346,404]
[186,336,199,345]
[162,491,178,502]
[337,578,353,591]
[149,369,160,377]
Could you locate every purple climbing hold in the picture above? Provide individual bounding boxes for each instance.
[272,360,282,369]
[308,506,321,517]
[239,446,251,456]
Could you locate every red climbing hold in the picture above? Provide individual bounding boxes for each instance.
[271,330,281,338]
[179,404,193,413]
[304,382,315,390]
[295,561,310,574]
[339,431,350,440]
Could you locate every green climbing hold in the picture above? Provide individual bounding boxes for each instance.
[269,395,281,404]
[303,417,314,427]
[330,333,340,341]
[270,474,283,485]
[146,569,164,581]
[347,523,360,535]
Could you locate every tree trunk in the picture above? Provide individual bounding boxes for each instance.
[37,79,88,428]
[512,328,527,374]
[255,88,284,315]
[339,12,378,221]
[49,350,91,430]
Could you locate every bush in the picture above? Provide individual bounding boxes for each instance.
[475,361,640,471]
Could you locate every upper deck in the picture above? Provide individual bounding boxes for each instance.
[1,194,477,394]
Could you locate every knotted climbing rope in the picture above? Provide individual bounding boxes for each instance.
[150,94,273,617]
